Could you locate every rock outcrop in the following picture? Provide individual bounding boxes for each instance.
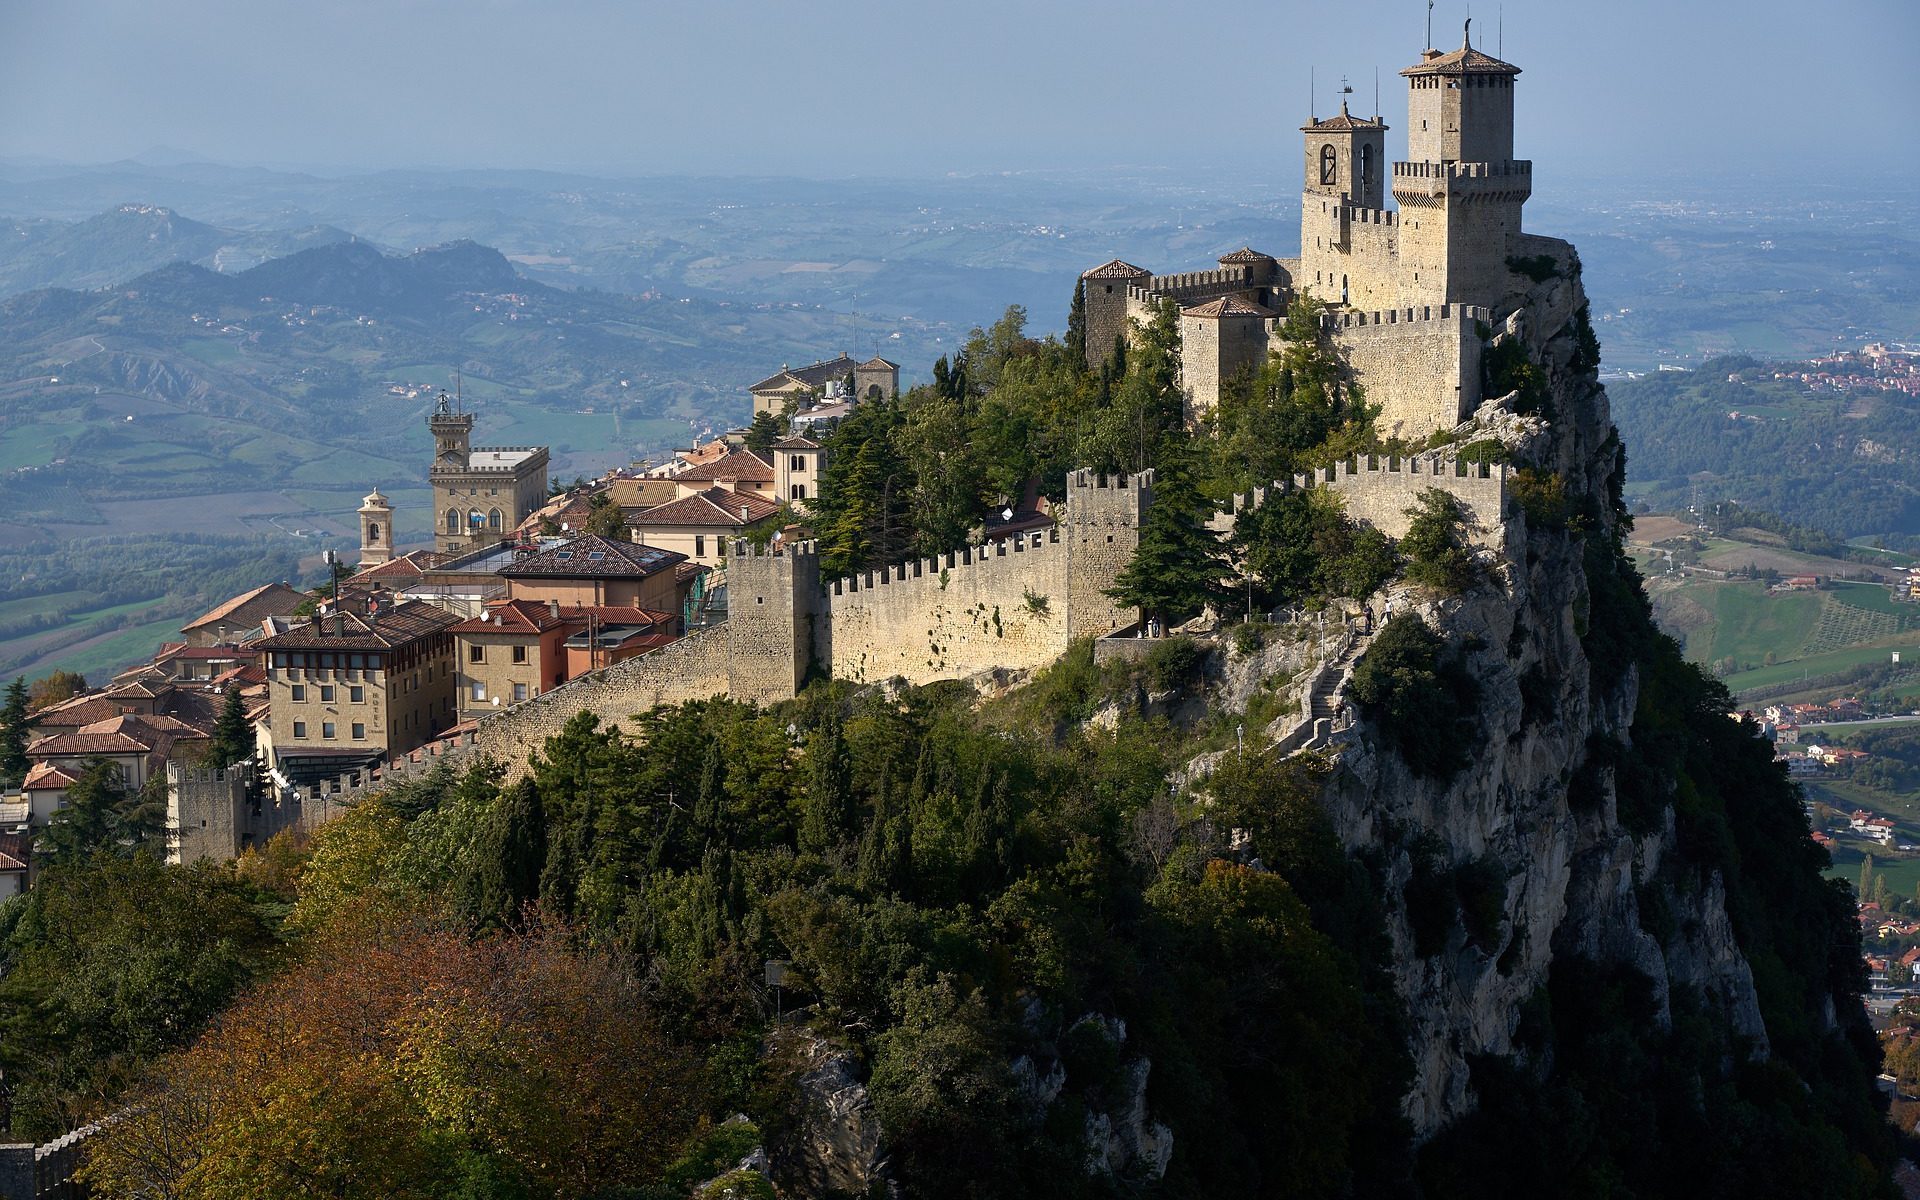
[1318,247,1772,1135]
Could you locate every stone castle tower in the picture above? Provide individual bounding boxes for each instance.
[426,391,551,555]
[1079,25,1534,441]
[358,488,394,567]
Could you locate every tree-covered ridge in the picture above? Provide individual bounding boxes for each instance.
[805,294,1384,581]
[1612,355,1920,548]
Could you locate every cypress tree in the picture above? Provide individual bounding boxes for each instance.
[1066,277,1088,369]
[1107,450,1231,628]
[0,677,30,785]
[204,686,255,773]
[798,710,854,855]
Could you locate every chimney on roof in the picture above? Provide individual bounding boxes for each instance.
[548,599,560,620]
[741,505,750,521]
[335,612,347,637]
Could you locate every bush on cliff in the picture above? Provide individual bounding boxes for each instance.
[1348,615,1482,781]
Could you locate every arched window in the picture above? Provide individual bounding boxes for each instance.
[1359,144,1374,191]
[488,508,502,532]
[1319,144,1337,185]
[367,522,381,543]
[445,508,459,533]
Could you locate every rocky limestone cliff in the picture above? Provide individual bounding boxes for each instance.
[1321,244,1772,1136]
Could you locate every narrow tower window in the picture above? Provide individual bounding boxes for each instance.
[1320,144,1337,186]
[1360,144,1374,192]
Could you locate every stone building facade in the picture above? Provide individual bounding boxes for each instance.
[428,392,551,555]
[1080,28,1532,439]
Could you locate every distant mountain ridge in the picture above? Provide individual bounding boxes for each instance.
[0,204,357,296]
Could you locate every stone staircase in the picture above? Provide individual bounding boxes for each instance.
[1271,624,1373,756]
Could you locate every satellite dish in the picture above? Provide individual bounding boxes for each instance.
[561,523,570,532]
[1002,507,1014,522]
[491,697,500,706]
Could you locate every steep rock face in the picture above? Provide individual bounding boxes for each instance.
[1324,245,1769,1135]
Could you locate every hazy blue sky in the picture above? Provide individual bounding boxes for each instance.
[1,0,1913,180]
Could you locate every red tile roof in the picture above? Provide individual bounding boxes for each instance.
[1083,259,1151,280]
[672,449,775,485]
[182,583,307,632]
[1183,295,1276,319]
[1401,41,1521,77]
[22,763,79,791]
[630,487,782,529]
[498,534,688,580]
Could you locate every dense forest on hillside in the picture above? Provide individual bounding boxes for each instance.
[1612,356,1920,545]
[0,274,1900,1198]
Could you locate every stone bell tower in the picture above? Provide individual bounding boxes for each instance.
[358,488,394,567]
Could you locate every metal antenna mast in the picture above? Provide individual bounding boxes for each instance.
[1426,0,1434,50]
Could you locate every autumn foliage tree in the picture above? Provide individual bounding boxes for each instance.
[81,911,705,1200]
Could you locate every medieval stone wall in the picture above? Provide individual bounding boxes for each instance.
[1216,454,1508,548]
[823,533,1070,685]
[1326,304,1487,441]
[167,764,247,865]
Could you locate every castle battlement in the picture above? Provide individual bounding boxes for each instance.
[1128,267,1257,306]
[1216,452,1507,548]
[1392,159,1532,181]
[1331,206,1400,227]
[728,538,820,562]
[1067,468,1155,491]
[1321,303,1488,330]
[825,529,1060,598]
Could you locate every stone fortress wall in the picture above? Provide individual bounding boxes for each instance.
[1324,305,1487,440]
[1210,452,1509,548]
[173,471,1155,829]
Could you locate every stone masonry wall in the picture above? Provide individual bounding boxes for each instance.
[167,764,247,864]
[1215,454,1508,548]
[823,532,1069,684]
[1065,469,1150,639]
[1327,305,1486,442]
[474,624,734,771]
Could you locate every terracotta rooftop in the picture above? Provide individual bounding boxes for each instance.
[1183,295,1276,319]
[347,549,453,585]
[1402,37,1520,77]
[498,533,689,580]
[629,487,782,529]
[750,353,871,394]
[451,598,581,637]
[182,582,306,632]
[860,356,899,370]
[1218,247,1275,263]
[1301,102,1388,132]
[254,599,461,653]
[770,434,821,451]
[22,763,79,791]
[0,832,28,873]
[1083,259,1151,280]
[672,448,775,485]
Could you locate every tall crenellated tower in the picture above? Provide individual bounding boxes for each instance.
[427,390,474,472]
[358,488,394,567]
[1299,100,1393,307]
[1392,22,1531,307]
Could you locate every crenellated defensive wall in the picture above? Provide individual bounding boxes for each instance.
[1210,452,1508,546]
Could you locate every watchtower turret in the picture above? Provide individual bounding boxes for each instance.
[1401,21,1520,165]
[427,391,474,474]
[1301,99,1388,210]
[358,488,394,567]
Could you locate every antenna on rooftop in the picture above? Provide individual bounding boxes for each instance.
[454,367,464,412]
[1426,0,1434,51]
[1310,66,1316,120]
[1499,4,1504,57]
[1374,67,1381,120]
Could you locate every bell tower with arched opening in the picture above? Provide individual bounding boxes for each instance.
[358,488,394,567]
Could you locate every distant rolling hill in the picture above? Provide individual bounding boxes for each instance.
[0,233,948,541]
[0,204,358,296]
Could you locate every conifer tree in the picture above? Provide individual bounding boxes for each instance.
[0,677,30,785]
[203,686,255,774]
[1107,448,1231,628]
[799,710,854,855]
[1065,277,1088,370]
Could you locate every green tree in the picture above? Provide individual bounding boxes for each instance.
[203,684,256,773]
[1401,488,1481,593]
[582,491,628,540]
[27,670,86,712]
[1205,293,1373,496]
[0,676,30,785]
[1065,277,1088,370]
[744,409,785,456]
[38,758,165,866]
[1348,616,1481,780]
[897,391,984,555]
[1081,297,1184,474]
[1107,448,1230,627]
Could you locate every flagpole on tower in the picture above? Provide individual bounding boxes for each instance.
[1426,0,1435,51]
